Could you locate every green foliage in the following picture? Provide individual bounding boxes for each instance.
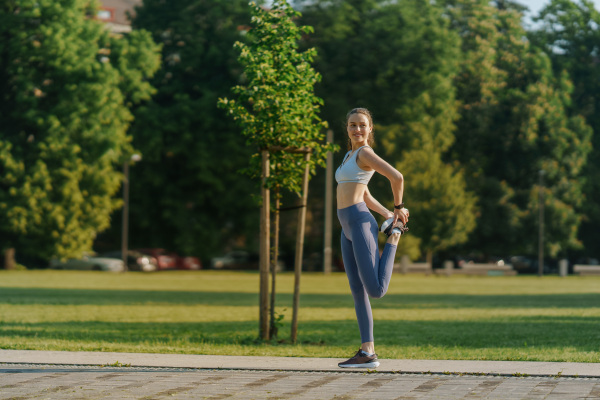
[446,0,592,258]
[398,148,477,255]
[218,0,337,195]
[106,29,161,107]
[300,0,458,148]
[122,0,260,259]
[530,0,600,258]
[0,0,160,260]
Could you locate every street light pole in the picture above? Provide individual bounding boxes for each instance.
[122,154,141,272]
[538,169,545,277]
[323,129,333,274]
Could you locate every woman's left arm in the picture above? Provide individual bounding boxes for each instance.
[364,187,394,219]
[359,148,408,225]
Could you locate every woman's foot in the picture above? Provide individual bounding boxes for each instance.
[338,349,380,368]
[381,217,408,245]
[381,218,408,236]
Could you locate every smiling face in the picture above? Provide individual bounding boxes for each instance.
[347,112,373,150]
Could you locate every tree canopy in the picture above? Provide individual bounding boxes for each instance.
[447,0,592,258]
[3,0,598,268]
[118,0,261,259]
[530,0,600,260]
[218,0,336,193]
[0,0,160,261]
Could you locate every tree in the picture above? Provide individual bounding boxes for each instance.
[0,0,160,264]
[446,0,592,258]
[117,0,260,261]
[530,0,600,259]
[397,147,477,265]
[218,0,336,340]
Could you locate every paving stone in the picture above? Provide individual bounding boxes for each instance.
[2,363,600,400]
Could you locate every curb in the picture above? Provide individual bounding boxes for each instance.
[2,350,600,379]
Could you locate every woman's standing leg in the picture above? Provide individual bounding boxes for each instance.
[341,231,374,344]
[338,227,380,368]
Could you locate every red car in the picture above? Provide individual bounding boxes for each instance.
[135,248,201,270]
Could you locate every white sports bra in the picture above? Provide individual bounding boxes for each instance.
[335,145,375,185]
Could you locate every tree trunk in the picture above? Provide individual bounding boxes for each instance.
[4,248,16,270]
[426,250,433,271]
[291,153,311,344]
[259,150,270,340]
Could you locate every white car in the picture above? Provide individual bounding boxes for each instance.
[211,250,251,269]
[50,255,125,272]
[211,250,283,271]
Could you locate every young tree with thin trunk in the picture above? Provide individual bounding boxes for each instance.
[219,0,337,340]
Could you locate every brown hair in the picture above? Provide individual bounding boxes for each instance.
[346,108,374,150]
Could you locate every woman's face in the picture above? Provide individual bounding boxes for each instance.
[347,113,372,148]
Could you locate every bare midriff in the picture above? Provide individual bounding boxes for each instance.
[337,182,368,209]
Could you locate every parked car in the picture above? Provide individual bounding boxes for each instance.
[178,255,202,270]
[575,257,599,266]
[99,251,158,272]
[211,250,283,271]
[211,250,255,269]
[135,248,201,270]
[49,255,125,272]
[509,255,552,274]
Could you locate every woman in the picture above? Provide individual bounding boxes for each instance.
[336,108,409,368]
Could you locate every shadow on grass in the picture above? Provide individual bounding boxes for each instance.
[1,317,599,353]
[2,287,600,309]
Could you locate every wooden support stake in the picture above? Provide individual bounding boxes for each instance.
[269,189,280,339]
[259,150,270,340]
[291,152,311,344]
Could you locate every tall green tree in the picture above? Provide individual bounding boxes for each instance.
[446,0,592,258]
[122,0,260,261]
[0,0,160,263]
[530,0,600,259]
[396,147,477,265]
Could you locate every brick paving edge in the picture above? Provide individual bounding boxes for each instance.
[2,362,599,380]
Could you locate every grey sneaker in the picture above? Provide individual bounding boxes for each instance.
[338,349,380,368]
[380,217,408,237]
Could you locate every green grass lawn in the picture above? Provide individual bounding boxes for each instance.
[1,270,599,362]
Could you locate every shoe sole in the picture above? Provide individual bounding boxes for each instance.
[338,361,380,368]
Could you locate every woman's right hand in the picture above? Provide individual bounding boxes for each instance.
[393,207,409,226]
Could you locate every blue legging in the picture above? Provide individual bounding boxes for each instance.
[337,202,397,343]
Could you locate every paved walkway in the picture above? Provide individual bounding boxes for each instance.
[1,350,600,399]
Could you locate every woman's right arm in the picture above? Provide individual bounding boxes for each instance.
[359,148,408,225]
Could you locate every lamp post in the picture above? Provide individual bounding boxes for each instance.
[122,154,142,272]
[538,169,545,277]
[323,129,333,274]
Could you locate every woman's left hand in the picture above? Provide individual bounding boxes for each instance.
[394,207,409,226]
